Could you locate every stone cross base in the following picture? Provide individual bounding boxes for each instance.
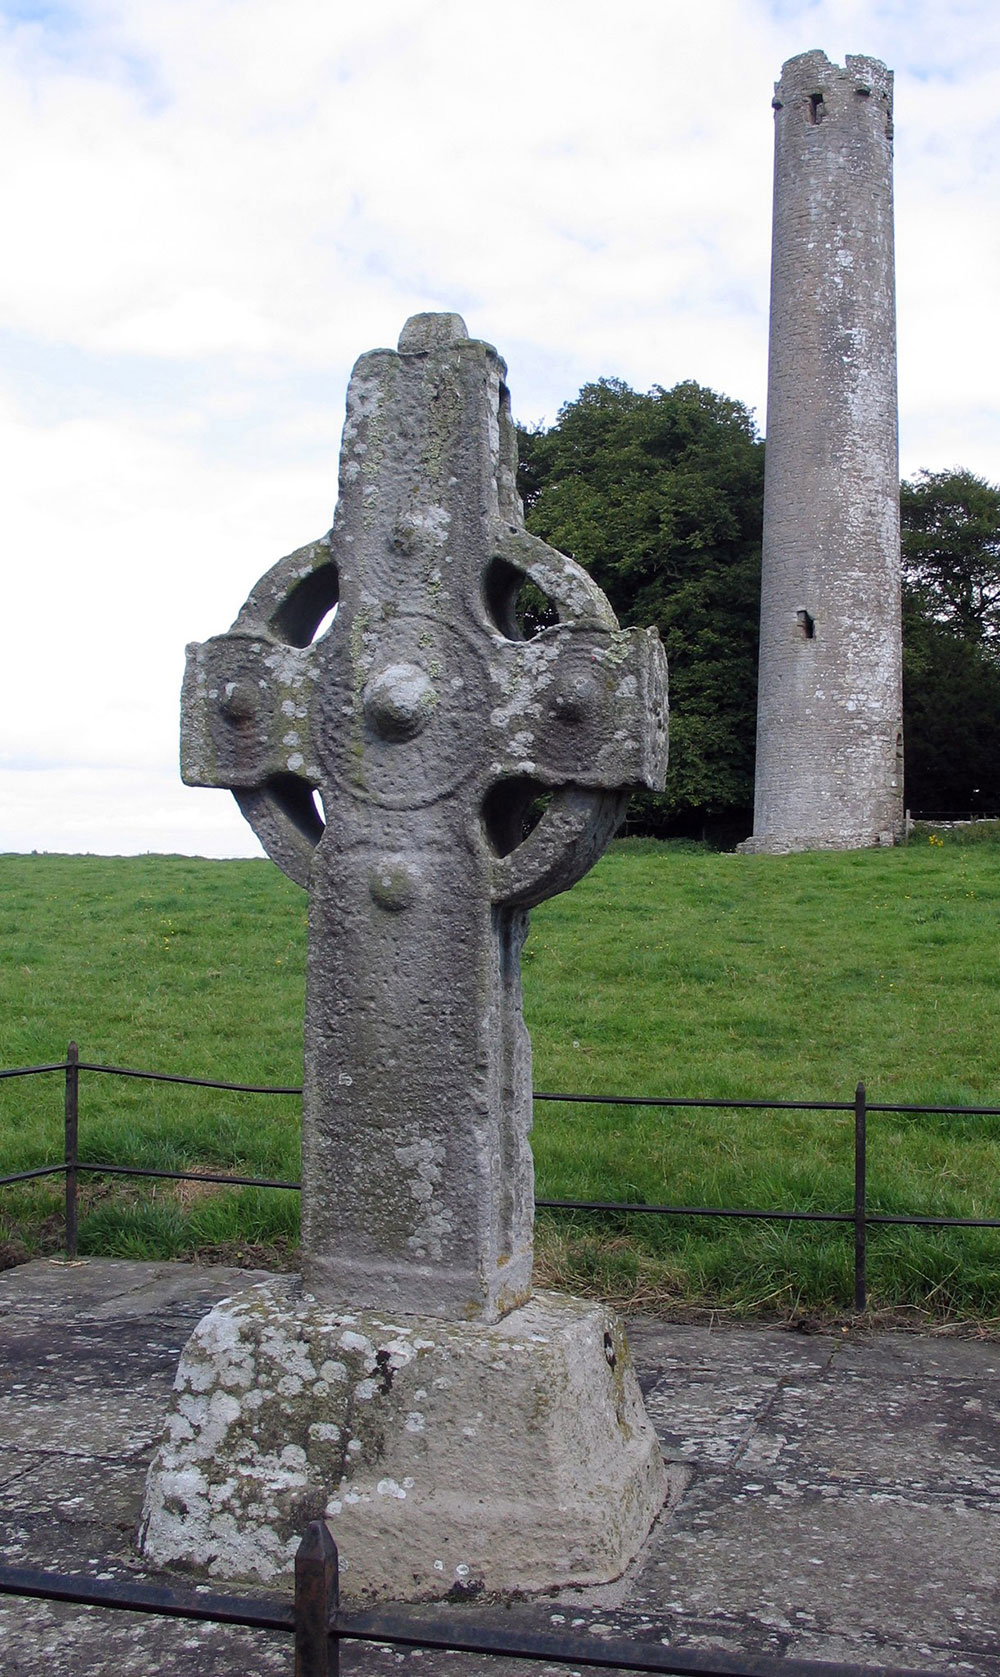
[138,1281,668,1601]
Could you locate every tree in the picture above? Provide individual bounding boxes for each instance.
[517,379,764,834]
[902,601,1000,814]
[901,470,1000,646]
[901,470,1000,814]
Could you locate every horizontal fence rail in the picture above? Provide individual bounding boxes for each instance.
[2,1045,999,1310]
[0,1520,946,1677]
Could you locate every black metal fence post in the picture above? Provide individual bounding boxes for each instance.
[64,1041,79,1259]
[295,1519,339,1677]
[854,1080,867,1312]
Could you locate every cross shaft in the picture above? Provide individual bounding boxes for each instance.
[182,314,666,1319]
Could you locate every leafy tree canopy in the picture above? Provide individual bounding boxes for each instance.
[902,599,1000,814]
[901,469,1000,647]
[517,378,764,830]
[901,468,1000,814]
[515,388,998,827]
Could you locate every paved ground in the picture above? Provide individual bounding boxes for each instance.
[0,1259,998,1675]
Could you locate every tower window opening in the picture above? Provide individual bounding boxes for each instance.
[808,92,825,124]
[797,610,816,639]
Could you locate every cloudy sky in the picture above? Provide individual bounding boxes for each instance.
[2,0,998,859]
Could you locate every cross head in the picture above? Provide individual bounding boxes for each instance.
[181,313,667,1320]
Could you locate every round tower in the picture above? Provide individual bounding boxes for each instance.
[748,50,903,853]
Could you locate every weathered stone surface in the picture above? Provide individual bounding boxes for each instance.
[181,311,667,1321]
[5,1262,1000,1674]
[748,51,903,854]
[166,316,669,1600]
[139,1280,668,1600]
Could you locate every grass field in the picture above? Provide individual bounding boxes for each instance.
[1,831,999,1320]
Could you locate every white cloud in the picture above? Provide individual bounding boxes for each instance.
[1,0,997,854]
[1,764,262,857]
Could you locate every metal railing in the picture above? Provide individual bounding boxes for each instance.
[906,808,1000,822]
[2,1044,1000,1312]
[0,1519,943,1676]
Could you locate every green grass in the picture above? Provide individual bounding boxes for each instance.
[2,838,999,1319]
[0,854,307,1267]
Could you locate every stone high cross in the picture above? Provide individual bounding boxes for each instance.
[182,314,667,1321]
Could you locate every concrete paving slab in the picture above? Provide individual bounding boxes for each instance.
[629,1322,840,1468]
[737,1370,1000,1497]
[0,1257,272,1321]
[0,1451,147,1524]
[2,1598,291,1677]
[0,1391,167,1456]
[635,1474,1000,1667]
[831,1334,1000,1383]
[626,1320,839,1380]
[1,1259,998,1676]
[783,1636,1000,1677]
[0,1450,47,1491]
[1,1508,153,1573]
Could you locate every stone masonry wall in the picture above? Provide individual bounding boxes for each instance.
[749,51,903,853]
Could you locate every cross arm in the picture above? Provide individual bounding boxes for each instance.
[179,534,340,887]
[181,631,322,885]
[487,623,668,792]
[487,622,667,909]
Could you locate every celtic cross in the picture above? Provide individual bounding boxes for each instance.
[181,314,667,1321]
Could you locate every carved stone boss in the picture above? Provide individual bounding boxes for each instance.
[182,314,667,1321]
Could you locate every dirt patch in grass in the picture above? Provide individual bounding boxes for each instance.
[170,1176,232,1209]
[0,1239,29,1272]
[191,1238,299,1271]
